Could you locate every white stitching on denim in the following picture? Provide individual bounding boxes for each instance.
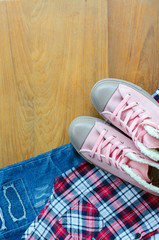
[3,183,26,222]
[2,178,37,217]
[0,207,7,231]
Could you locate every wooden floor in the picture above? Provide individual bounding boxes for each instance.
[0,0,159,168]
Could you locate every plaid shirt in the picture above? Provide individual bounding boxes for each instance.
[22,162,159,240]
[22,90,159,240]
[152,89,159,103]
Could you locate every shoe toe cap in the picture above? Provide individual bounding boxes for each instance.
[91,79,119,112]
[69,116,103,151]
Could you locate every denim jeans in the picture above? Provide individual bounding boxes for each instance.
[0,143,84,240]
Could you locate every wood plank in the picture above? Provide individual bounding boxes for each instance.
[0,0,108,167]
[1,0,159,168]
[108,0,159,93]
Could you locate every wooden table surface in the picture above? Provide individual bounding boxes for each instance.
[0,0,159,168]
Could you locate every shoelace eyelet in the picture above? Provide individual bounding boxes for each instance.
[107,159,111,166]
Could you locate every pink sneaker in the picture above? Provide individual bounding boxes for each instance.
[69,116,159,196]
[91,79,159,161]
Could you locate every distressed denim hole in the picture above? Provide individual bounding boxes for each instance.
[0,179,37,235]
[0,208,7,231]
[3,184,26,222]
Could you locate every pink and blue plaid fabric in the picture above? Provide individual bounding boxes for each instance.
[152,89,159,103]
[21,90,159,240]
[22,162,159,240]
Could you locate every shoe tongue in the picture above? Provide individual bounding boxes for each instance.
[144,125,159,139]
[143,133,159,148]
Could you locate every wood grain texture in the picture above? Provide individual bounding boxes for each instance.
[0,0,108,167]
[108,0,159,93]
[0,0,159,168]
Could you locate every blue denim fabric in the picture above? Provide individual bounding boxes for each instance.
[0,143,84,240]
